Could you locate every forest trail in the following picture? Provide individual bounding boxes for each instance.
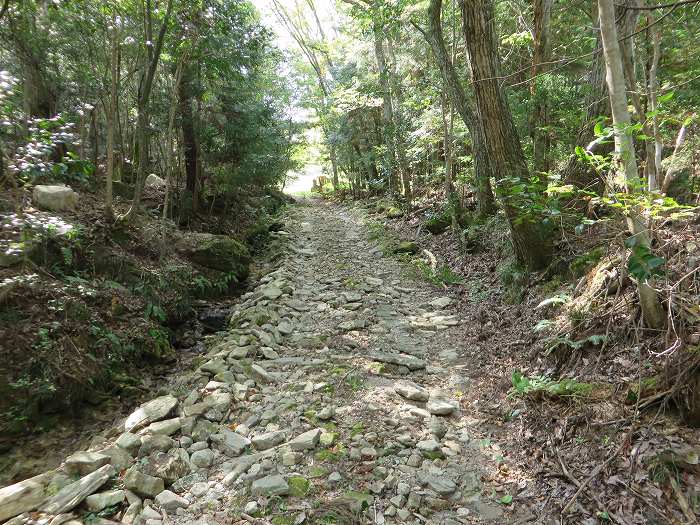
[2,198,530,524]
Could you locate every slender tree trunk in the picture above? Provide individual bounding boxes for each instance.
[123,0,174,220]
[661,122,688,193]
[530,0,553,175]
[441,92,461,238]
[459,0,551,270]
[386,37,411,205]
[163,53,186,220]
[373,22,398,193]
[90,108,98,167]
[598,0,665,329]
[179,61,198,220]
[560,1,634,190]
[618,3,658,191]
[647,17,662,191]
[105,13,118,221]
[417,0,495,217]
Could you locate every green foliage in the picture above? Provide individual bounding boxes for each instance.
[543,334,607,356]
[414,260,464,286]
[624,236,665,282]
[509,370,592,399]
[570,248,605,277]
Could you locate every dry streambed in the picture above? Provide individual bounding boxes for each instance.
[1,200,521,525]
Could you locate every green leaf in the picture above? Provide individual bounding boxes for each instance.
[594,121,605,136]
[499,495,513,505]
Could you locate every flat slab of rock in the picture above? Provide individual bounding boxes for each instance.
[416,439,441,453]
[251,475,289,497]
[124,395,178,432]
[261,286,283,300]
[252,430,286,450]
[288,429,321,451]
[370,352,426,370]
[429,297,452,309]
[0,471,53,522]
[64,451,110,476]
[146,417,182,436]
[155,489,189,511]
[418,473,457,495]
[41,464,115,514]
[426,397,459,416]
[85,489,125,512]
[394,381,430,402]
[211,428,250,457]
[250,364,275,384]
[123,467,164,498]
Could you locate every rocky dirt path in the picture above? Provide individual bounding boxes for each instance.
[1,199,531,525]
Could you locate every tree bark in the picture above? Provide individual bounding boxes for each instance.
[386,37,411,205]
[416,0,495,217]
[372,22,398,193]
[530,0,553,175]
[459,0,551,270]
[598,0,665,329]
[179,60,199,219]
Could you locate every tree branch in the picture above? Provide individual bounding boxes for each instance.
[615,0,699,9]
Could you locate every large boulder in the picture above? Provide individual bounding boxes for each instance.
[178,233,251,278]
[32,185,78,211]
[145,174,166,188]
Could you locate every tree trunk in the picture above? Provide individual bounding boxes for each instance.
[386,37,411,206]
[373,23,398,193]
[560,1,634,190]
[21,52,55,118]
[105,15,118,221]
[598,0,665,329]
[459,0,551,270]
[418,0,496,218]
[647,17,662,191]
[179,60,198,219]
[123,0,174,220]
[441,92,461,238]
[530,0,553,175]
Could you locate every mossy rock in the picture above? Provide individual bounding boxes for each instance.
[180,233,251,279]
[425,214,451,235]
[393,241,419,255]
[288,476,311,497]
[386,207,404,219]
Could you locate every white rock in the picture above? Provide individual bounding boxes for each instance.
[426,397,458,416]
[429,297,452,309]
[145,174,166,188]
[146,418,182,436]
[250,475,289,497]
[394,381,430,402]
[85,489,126,512]
[288,428,321,451]
[211,428,250,457]
[32,185,78,211]
[251,430,286,450]
[64,451,110,476]
[155,490,189,511]
[190,449,214,468]
[124,395,179,432]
